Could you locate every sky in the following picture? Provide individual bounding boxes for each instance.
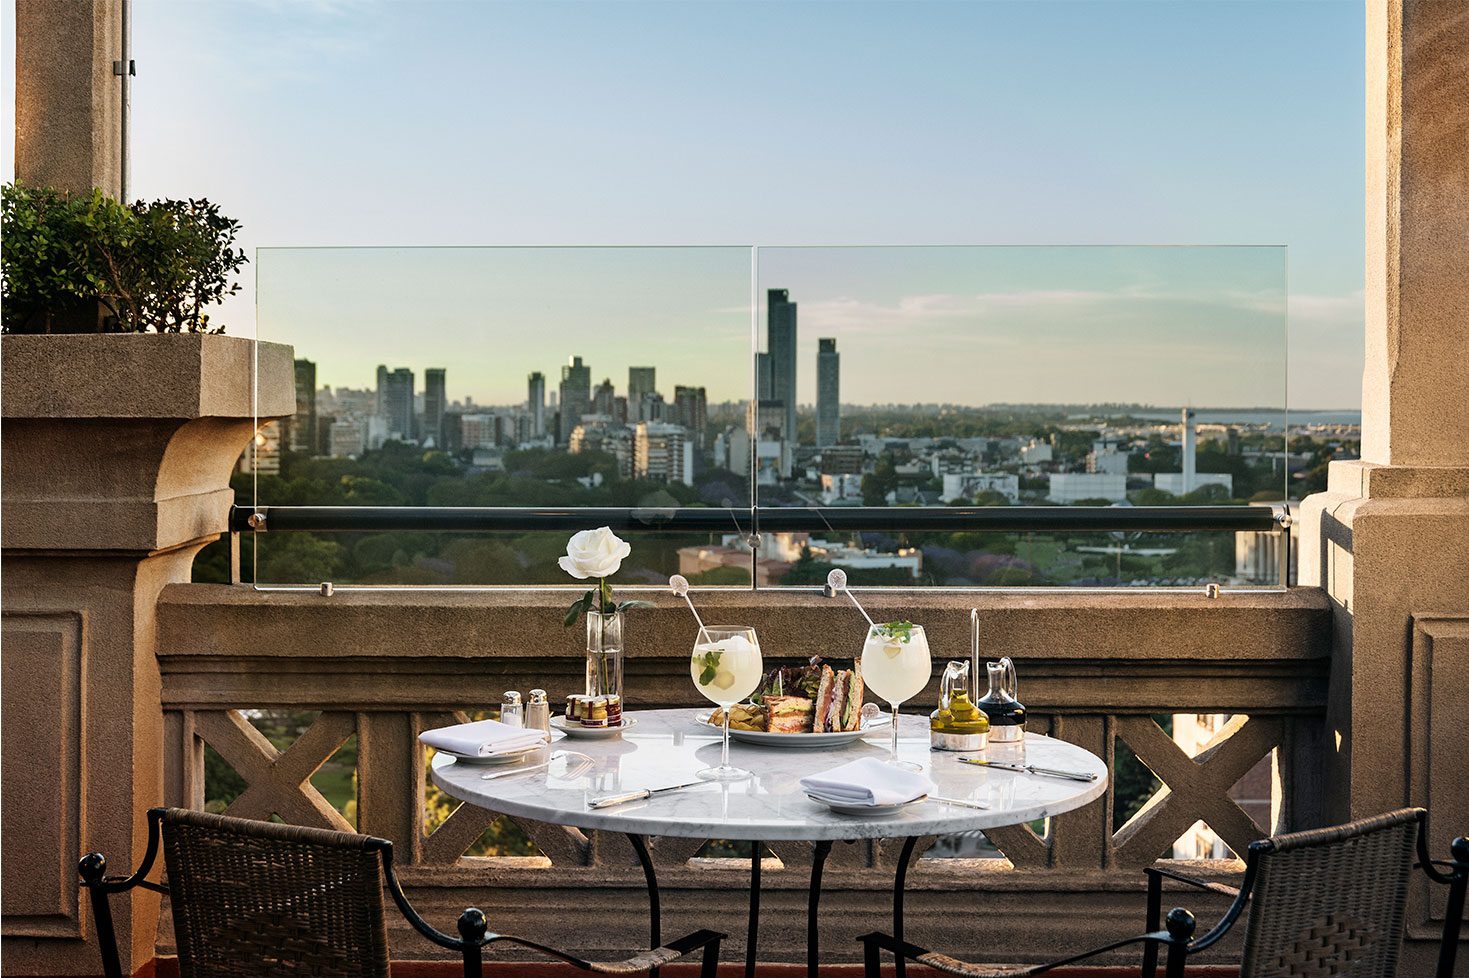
[2,0,1365,408]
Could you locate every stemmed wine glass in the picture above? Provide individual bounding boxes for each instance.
[860,622,932,771]
[690,626,762,781]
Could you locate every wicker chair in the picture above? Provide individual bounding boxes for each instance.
[1420,832,1469,978]
[79,807,723,978]
[860,808,1428,978]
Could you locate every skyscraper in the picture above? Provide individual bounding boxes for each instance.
[374,364,389,418]
[558,355,591,444]
[290,358,318,456]
[423,368,447,448]
[816,338,840,447]
[593,378,617,418]
[755,352,772,401]
[527,372,546,437]
[674,385,708,448]
[767,289,798,445]
[382,368,415,441]
[628,367,656,420]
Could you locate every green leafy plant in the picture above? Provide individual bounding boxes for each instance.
[1,181,246,334]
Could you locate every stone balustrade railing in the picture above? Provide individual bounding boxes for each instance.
[155,584,1331,965]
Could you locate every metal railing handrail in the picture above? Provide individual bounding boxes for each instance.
[232,503,1289,535]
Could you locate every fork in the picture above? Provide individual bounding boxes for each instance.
[481,750,566,780]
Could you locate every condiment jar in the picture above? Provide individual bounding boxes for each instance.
[500,690,524,728]
[525,689,551,735]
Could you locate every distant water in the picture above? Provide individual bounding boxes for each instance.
[1085,409,1361,431]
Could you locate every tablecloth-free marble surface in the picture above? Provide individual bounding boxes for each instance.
[429,707,1107,842]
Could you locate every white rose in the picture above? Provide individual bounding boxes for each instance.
[558,527,632,580]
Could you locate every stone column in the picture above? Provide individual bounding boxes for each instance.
[1,335,293,975]
[13,0,123,196]
[1297,1,1469,969]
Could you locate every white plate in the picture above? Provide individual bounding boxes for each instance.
[697,711,890,748]
[551,714,638,739]
[438,742,545,766]
[805,792,927,817]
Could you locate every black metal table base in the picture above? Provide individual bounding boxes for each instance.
[627,834,914,978]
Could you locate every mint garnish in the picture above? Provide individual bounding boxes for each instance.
[698,647,723,685]
[877,621,915,643]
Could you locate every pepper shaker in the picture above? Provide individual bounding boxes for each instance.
[500,690,524,728]
[525,689,551,735]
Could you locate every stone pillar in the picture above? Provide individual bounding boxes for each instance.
[1297,2,1469,969]
[1,335,293,975]
[13,0,123,196]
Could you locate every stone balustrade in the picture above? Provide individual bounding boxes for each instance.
[155,584,1332,965]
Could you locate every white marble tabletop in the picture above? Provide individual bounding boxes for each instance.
[430,708,1107,842]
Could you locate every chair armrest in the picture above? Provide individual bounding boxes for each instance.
[1145,865,1243,899]
[860,928,1177,977]
[488,929,725,974]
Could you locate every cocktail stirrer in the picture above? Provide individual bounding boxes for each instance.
[668,575,707,633]
[826,568,875,629]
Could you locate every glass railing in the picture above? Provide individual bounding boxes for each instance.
[232,245,1306,589]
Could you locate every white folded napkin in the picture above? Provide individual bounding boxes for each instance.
[800,757,936,807]
[419,718,548,757]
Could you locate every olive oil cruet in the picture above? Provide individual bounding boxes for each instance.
[929,659,990,751]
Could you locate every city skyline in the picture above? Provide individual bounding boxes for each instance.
[259,245,1294,410]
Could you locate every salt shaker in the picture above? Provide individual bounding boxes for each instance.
[500,690,524,728]
[525,689,551,735]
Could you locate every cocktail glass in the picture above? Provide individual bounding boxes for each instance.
[691,626,762,781]
[861,623,931,771]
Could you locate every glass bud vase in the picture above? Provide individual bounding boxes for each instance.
[586,610,624,699]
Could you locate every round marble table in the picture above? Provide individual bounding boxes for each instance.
[431,708,1108,975]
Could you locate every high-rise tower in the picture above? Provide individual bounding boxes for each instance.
[558,356,591,444]
[628,367,656,421]
[816,338,840,447]
[382,368,415,441]
[291,358,318,455]
[767,289,798,445]
[423,368,447,448]
[1181,407,1197,493]
[527,372,546,437]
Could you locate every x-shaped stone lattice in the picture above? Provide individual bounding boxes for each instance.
[1112,713,1283,867]
[195,709,356,831]
[418,711,589,866]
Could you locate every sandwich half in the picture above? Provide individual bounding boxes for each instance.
[840,660,865,731]
[764,695,814,733]
[813,665,836,729]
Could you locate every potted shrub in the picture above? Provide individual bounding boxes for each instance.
[1,181,246,334]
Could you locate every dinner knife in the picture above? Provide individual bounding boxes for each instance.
[588,780,708,809]
[958,757,1098,782]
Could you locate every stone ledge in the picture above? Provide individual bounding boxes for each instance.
[1,333,293,419]
[157,583,1331,664]
[1326,458,1469,499]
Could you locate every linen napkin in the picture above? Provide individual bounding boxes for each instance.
[419,718,548,757]
[800,757,936,807]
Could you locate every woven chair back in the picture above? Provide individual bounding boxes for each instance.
[161,809,391,978]
[1240,808,1420,978]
